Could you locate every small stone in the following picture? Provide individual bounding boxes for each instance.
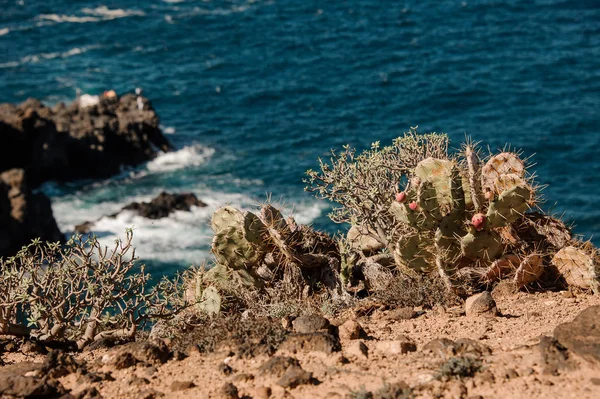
[277,366,316,388]
[344,341,368,360]
[465,291,498,317]
[171,380,195,391]
[126,375,150,386]
[139,389,162,399]
[491,280,518,299]
[561,290,575,298]
[386,307,416,321]
[138,366,158,379]
[232,373,254,382]
[72,386,103,399]
[254,386,272,399]
[112,352,136,370]
[218,362,233,375]
[21,341,47,355]
[218,383,239,399]
[279,332,341,354]
[453,338,492,356]
[422,338,455,356]
[292,315,331,333]
[259,356,301,377]
[505,368,519,379]
[374,337,417,356]
[338,320,364,341]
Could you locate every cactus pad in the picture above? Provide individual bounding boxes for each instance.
[551,246,599,292]
[482,152,525,194]
[415,158,455,211]
[211,226,266,270]
[514,254,544,287]
[486,185,532,227]
[395,233,433,272]
[211,206,244,234]
[198,286,221,316]
[460,230,503,261]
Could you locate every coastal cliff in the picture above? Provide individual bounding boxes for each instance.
[0,94,174,257]
[0,94,173,186]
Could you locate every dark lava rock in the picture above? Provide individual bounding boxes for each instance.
[75,191,207,234]
[42,350,83,378]
[218,362,233,375]
[0,94,173,186]
[106,341,171,369]
[0,168,63,257]
[120,192,206,219]
[279,332,341,354]
[554,305,600,365]
[259,356,301,377]
[276,366,317,389]
[292,315,331,334]
[0,362,67,398]
[112,352,137,370]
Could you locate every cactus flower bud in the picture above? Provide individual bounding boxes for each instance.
[395,192,407,203]
[409,201,419,211]
[472,213,486,231]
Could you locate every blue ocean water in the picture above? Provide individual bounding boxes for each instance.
[1,0,599,277]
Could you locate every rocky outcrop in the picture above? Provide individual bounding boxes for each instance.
[121,192,207,220]
[0,94,173,187]
[75,192,207,234]
[0,169,63,257]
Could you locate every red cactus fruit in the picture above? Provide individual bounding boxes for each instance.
[472,213,486,231]
[409,201,419,211]
[395,192,407,203]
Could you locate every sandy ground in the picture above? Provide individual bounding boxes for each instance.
[2,289,600,399]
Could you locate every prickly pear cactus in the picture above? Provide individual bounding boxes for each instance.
[210,204,341,291]
[210,206,267,281]
[387,143,539,292]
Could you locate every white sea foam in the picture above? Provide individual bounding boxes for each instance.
[0,28,9,36]
[51,187,326,267]
[38,14,99,24]
[163,126,176,134]
[146,145,215,173]
[0,45,101,68]
[81,6,145,18]
[37,7,144,26]
[162,0,186,3]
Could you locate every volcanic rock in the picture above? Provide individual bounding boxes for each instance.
[0,94,173,186]
[0,168,63,257]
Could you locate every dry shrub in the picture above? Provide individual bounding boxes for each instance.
[170,314,287,358]
[0,231,186,349]
[373,272,459,309]
[437,356,483,379]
